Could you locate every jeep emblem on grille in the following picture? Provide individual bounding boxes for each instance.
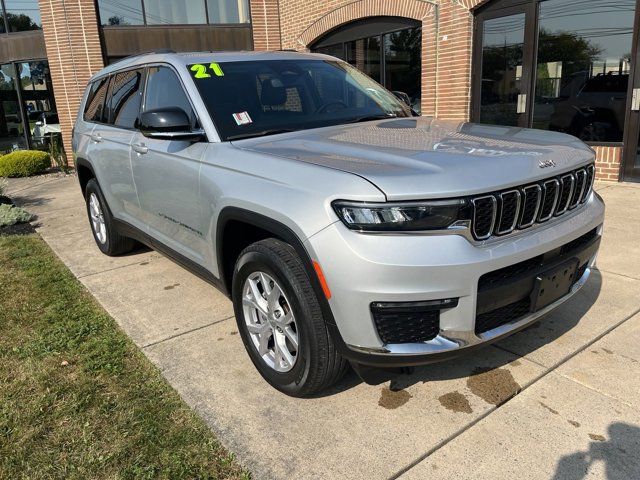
[538,159,556,169]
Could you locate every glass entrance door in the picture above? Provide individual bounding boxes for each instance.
[473,5,536,127]
[623,6,640,182]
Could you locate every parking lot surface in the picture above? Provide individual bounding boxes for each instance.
[8,175,640,480]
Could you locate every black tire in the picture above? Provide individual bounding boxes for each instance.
[84,178,135,256]
[232,238,348,397]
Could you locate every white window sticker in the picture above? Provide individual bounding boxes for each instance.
[232,111,252,126]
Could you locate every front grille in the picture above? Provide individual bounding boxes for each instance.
[470,165,594,241]
[556,174,575,215]
[496,190,520,235]
[538,179,559,222]
[519,185,542,228]
[471,196,497,240]
[372,308,440,344]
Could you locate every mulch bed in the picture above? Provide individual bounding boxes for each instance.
[0,222,36,236]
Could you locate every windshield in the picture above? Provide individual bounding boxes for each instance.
[187,59,412,141]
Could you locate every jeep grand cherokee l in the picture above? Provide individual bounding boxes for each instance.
[72,51,604,396]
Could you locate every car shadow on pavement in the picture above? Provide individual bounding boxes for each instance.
[318,269,603,397]
[11,193,52,210]
[552,422,640,480]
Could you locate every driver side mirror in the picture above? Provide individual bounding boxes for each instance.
[138,107,205,141]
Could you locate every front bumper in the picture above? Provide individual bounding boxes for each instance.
[304,193,605,367]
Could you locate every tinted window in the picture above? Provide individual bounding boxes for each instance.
[207,0,250,24]
[383,27,421,112]
[532,0,635,142]
[97,0,143,26]
[144,66,195,125]
[84,77,110,123]
[4,0,41,32]
[0,63,27,150]
[312,25,422,113]
[144,0,206,25]
[18,61,56,119]
[107,69,143,128]
[479,14,526,127]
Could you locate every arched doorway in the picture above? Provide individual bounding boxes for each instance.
[310,17,422,112]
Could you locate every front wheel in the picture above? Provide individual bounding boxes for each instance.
[232,238,348,397]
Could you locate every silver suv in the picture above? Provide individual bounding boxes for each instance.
[72,51,604,396]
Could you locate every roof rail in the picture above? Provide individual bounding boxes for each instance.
[111,49,177,64]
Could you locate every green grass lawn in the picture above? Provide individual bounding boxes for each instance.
[0,233,248,479]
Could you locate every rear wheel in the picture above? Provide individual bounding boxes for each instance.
[232,238,348,396]
[84,178,135,256]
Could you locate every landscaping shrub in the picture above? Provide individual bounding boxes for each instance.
[0,150,51,178]
[0,204,33,227]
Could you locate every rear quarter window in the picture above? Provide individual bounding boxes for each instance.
[106,69,144,129]
[83,77,110,123]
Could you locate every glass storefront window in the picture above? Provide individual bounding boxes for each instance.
[479,14,526,127]
[533,0,635,142]
[314,44,345,60]
[311,23,422,114]
[207,0,250,24]
[144,0,206,25]
[17,61,57,146]
[0,64,26,152]
[346,37,381,85]
[0,60,56,153]
[4,0,41,32]
[383,27,421,112]
[97,0,144,26]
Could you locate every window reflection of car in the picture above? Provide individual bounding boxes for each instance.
[5,114,22,135]
[32,112,61,145]
[548,72,628,142]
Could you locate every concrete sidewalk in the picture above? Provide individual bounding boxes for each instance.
[6,175,640,480]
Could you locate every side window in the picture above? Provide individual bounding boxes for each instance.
[144,66,196,126]
[106,69,144,128]
[83,77,110,123]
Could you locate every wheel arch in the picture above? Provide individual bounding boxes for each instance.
[215,207,340,326]
[75,157,96,197]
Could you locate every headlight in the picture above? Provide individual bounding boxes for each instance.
[332,199,471,232]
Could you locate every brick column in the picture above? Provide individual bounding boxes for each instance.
[38,0,105,162]
[250,0,282,51]
[435,1,474,120]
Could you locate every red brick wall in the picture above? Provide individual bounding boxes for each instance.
[250,0,282,50]
[39,0,104,162]
[435,1,473,120]
[592,146,622,182]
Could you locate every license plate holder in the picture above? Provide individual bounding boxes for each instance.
[530,259,579,312]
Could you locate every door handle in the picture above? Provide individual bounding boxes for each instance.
[132,143,148,155]
[632,88,640,111]
[517,93,527,114]
[90,133,102,143]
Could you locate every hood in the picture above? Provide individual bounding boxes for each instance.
[231,117,595,200]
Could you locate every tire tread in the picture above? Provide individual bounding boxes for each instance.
[236,238,347,396]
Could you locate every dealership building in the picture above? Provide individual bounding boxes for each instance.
[1,0,639,181]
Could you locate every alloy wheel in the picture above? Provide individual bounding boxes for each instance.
[89,193,106,244]
[242,271,299,372]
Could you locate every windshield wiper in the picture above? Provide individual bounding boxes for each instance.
[346,113,398,124]
[227,128,295,141]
